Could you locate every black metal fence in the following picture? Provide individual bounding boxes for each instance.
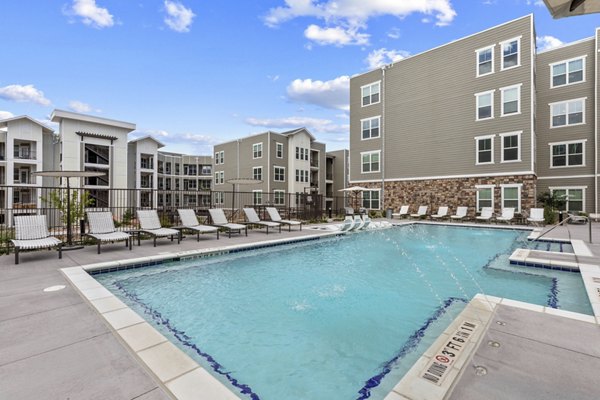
[0,186,350,254]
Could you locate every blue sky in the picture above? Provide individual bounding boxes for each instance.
[1,1,598,154]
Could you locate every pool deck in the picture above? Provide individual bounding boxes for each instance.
[1,220,599,399]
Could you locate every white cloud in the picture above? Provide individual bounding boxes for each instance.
[0,84,51,106]
[164,1,195,33]
[246,116,348,134]
[387,27,400,39]
[537,35,564,51]
[0,111,14,120]
[366,48,410,69]
[68,100,101,114]
[286,75,349,111]
[267,74,280,82]
[304,24,369,46]
[526,0,545,6]
[66,0,114,28]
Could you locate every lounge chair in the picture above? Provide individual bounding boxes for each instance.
[431,206,449,220]
[344,207,355,216]
[450,207,468,221]
[496,208,515,224]
[350,215,364,231]
[266,207,302,231]
[339,216,354,231]
[391,205,409,219]
[208,208,248,238]
[243,208,281,234]
[137,210,181,247]
[85,211,131,254]
[362,215,372,229]
[476,207,494,222]
[176,209,219,240]
[411,205,428,219]
[11,215,63,264]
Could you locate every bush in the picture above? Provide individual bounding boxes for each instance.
[543,206,557,225]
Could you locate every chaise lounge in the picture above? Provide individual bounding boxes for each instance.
[208,208,248,238]
[11,215,63,264]
[85,211,131,254]
[243,208,281,234]
[176,209,219,240]
[411,205,429,219]
[392,205,409,219]
[450,206,469,221]
[266,207,302,231]
[137,210,181,247]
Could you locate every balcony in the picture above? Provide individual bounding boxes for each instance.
[14,149,36,160]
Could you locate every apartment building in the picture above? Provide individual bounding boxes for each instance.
[156,152,212,208]
[325,149,350,211]
[349,14,600,215]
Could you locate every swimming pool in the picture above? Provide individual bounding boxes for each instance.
[95,225,592,400]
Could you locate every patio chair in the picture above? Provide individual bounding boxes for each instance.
[450,207,469,221]
[350,215,364,231]
[266,207,302,231]
[176,209,219,241]
[339,216,354,232]
[344,207,355,216]
[208,208,248,238]
[476,207,494,222]
[362,215,372,230]
[243,208,281,234]
[431,206,449,220]
[11,215,63,265]
[85,211,131,254]
[496,208,515,224]
[410,205,429,219]
[391,205,410,219]
[136,210,180,247]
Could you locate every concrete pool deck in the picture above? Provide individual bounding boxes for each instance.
[1,220,599,399]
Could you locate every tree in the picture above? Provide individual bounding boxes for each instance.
[537,191,566,225]
[42,189,93,225]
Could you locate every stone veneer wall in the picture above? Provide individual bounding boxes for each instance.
[362,175,537,217]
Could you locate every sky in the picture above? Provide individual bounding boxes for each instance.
[1,0,599,155]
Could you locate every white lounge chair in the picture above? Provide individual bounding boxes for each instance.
[86,211,131,254]
[431,206,449,220]
[350,215,364,231]
[339,216,354,231]
[476,207,494,222]
[208,208,248,238]
[11,215,63,265]
[176,209,219,240]
[411,205,428,219]
[362,215,372,229]
[450,207,469,221]
[496,208,515,224]
[266,207,302,231]
[344,207,355,216]
[137,210,181,247]
[391,205,409,219]
[243,208,281,234]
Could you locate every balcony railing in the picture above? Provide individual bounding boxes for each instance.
[14,150,36,160]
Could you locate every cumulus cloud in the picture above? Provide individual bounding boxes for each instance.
[66,0,114,28]
[537,35,564,51]
[246,116,348,134]
[286,75,349,111]
[0,84,51,106]
[366,48,410,69]
[304,24,369,46]
[0,111,14,120]
[164,1,195,32]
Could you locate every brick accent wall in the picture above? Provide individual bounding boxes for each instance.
[362,174,536,217]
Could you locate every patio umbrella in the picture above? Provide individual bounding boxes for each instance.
[225,178,262,222]
[542,0,600,18]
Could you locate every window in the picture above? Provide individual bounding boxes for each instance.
[274,190,285,206]
[551,57,585,88]
[214,152,219,165]
[501,84,521,116]
[501,37,520,70]
[253,190,262,205]
[551,98,585,127]
[551,188,584,212]
[476,46,494,76]
[361,81,380,107]
[274,166,285,182]
[362,190,380,209]
[295,147,308,160]
[361,151,380,173]
[476,91,494,120]
[295,169,308,183]
[550,140,585,167]
[253,143,262,159]
[501,184,521,212]
[253,166,262,181]
[476,185,494,211]
[500,132,521,163]
[276,143,283,158]
[475,135,494,165]
[214,171,224,184]
[214,191,224,205]
[219,151,224,164]
[361,116,380,140]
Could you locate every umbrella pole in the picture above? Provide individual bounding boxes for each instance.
[230,183,236,222]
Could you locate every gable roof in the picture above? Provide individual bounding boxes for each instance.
[128,135,165,148]
[0,115,55,133]
[280,127,316,141]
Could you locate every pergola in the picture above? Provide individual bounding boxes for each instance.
[542,0,600,18]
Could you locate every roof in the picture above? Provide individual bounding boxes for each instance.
[0,115,54,133]
[280,127,317,141]
[128,135,165,148]
[50,109,136,131]
[542,0,600,18]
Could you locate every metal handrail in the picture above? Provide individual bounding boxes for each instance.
[532,214,592,244]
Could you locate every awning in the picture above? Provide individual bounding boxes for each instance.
[542,0,600,18]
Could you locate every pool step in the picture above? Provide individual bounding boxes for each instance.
[509,249,597,272]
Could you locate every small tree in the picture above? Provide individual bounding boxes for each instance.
[42,190,93,225]
[537,191,566,225]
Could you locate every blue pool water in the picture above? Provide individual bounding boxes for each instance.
[96,225,592,400]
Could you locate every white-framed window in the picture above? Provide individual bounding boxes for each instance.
[475,135,494,165]
[550,187,585,213]
[274,166,285,182]
[274,190,285,206]
[551,56,585,88]
[500,131,521,163]
[501,184,522,212]
[252,166,262,180]
[214,172,219,184]
[475,90,494,120]
[476,45,494,77]
[550,140,585,168]
[276,142,284,158]
[550,98,585,128]
[219,151,224,164]
[361,116,380,140]
[253,190,262,205]
[361,151,380,173]
[214,191,224,205]
[361,81,380,107]
[362,189,380,210]
[213,171,224,185]
[252,143,263,159]
[476,185,494,211]
[500,84,521,116]
[295,147,309,160]
[214,152,219,165]
[500,36,520,70]
[295,169,308,183]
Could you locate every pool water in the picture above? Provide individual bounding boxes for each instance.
[96,225,592,400]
